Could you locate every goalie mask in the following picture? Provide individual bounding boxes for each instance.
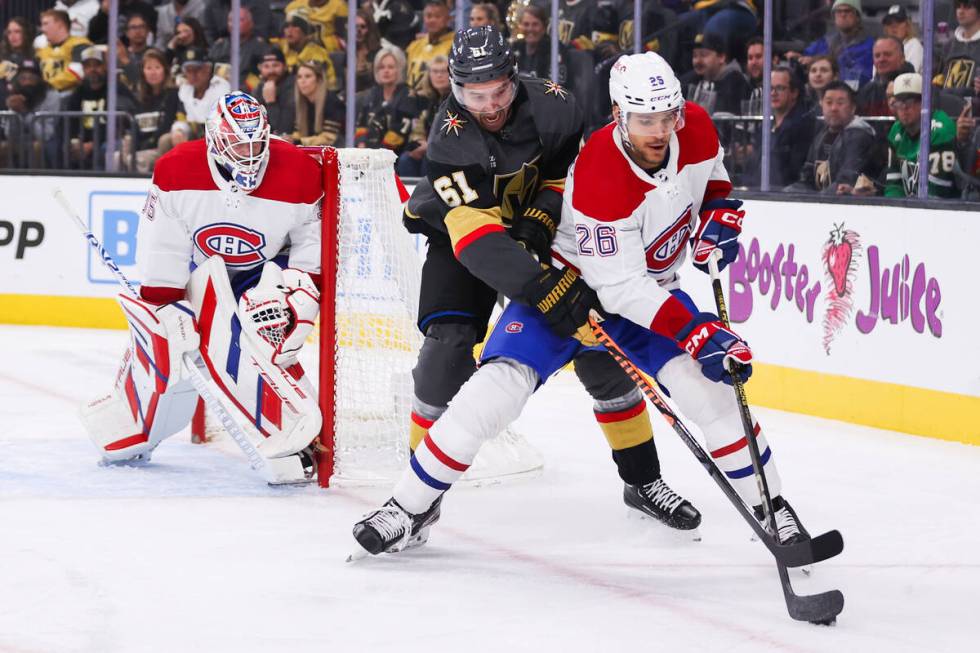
[609,52,685,144]
[205,92,271,193]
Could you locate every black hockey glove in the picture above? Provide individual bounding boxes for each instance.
[509,206,557,264]
[519,266,600,345]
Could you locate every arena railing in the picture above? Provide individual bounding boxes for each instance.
[0,110,139,172]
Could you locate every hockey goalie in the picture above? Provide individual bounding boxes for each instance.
[80,92,324,484]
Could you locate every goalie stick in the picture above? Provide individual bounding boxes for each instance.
[52,187,282,484]
[587,311,844,624]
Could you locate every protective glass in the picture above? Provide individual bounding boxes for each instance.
[624,107,685,138]
[452,74,517,116]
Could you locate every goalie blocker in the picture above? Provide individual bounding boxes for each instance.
[81,257,322,483]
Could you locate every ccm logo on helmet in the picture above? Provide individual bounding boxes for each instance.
[645,205,693,274]
[194,223,267,266]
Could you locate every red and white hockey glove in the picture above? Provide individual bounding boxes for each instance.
[691,198,744,274]
[674,312,753,385]
[239,263,320,368]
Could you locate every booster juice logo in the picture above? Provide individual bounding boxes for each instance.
[855,246,943,338]
[728,238,822,324]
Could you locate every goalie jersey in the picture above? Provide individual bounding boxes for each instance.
[552,101,733,329]
[138,138,323,300]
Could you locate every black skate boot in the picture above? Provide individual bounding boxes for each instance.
[624,478,702,531]
[351,497,442,558]
[754,495,810,546]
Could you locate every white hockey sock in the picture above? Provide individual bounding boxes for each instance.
[393,358,538,514]
[657,355,782,504]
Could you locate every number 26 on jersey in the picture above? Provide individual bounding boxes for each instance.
[576,224,618,256]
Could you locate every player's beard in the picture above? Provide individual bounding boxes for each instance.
[627,136,670,169]
[476,106,510,132]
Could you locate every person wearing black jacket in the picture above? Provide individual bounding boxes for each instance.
[256,47,295,137]
[686,32,750,116]
[126,48,179,172]
[856,36,913,117]
[742,66,816,187]
[785,80,880,194]
[354,47,420,154]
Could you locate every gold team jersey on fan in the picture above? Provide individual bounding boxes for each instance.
[284,0,348,52]
[36,35,91,91]
[405,31,453,91]
[270,37,337,88]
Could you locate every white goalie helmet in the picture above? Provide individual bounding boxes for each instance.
[609,52,685,141]
[205,91,271,193]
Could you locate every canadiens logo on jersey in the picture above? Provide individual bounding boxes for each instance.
[194,223,268,267]
[644,204,693,274]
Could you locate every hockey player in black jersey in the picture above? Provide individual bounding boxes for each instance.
[352,26,700,557]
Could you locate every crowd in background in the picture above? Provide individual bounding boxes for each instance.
[2,0,980,199]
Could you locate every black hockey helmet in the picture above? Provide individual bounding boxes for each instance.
[449,26,518,116]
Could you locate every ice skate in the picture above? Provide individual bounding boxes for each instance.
[624,478,702,541]
[348,497,441,562]
[754,495,810,546]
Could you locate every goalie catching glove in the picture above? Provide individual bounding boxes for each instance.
[239,263,320,367]
[519,265,599,346]
[691,198,744,273]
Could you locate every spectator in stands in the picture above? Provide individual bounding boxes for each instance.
[881,5,922,73]
[553,0,601,51]
[210,7,267,91]
[64,46,137,169]
[802,0,874,88]
[355,47,419,155]
[257,47,296,137]
[117,13,152,91]
[283,0,348,52]
[164,17,207,72]
[204,0,273,42]
[406,1,454,91]
[513,5,572,90]
[87,0,158,45]
[273,14,336,88]
[3,62,61,167]
[397,54,449,177]
[805,55,839,108]
[36,9,92,95]
[126,48,179,173]
[785,80,879,194]
[940,0,980,99]
[470,3,503,29]
[54,0,100,39]
[883,72,960,198]
[372,0,421,51]
[176,47,230,137]
[692,0,759,62]
[353,9,383,92]
[856,36,913,116]
[744,36,764,114]
[155,0,207,49]
[687,32,751,116]
[743,66,817,187]
[291,60,346,146]
[1,18,35,80]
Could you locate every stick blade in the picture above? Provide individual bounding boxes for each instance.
[787,588,845,624]
[778,529,844,567]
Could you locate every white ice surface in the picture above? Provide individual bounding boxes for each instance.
[1,324,978,653]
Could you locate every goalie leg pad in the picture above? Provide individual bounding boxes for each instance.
[394,357,538,514]
[657,354,782,503]
[188,256,321,459]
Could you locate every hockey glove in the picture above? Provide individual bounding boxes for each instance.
[510,206,558,264]
[691,198,744,274]
[674,312,753,385]
[519,266,599,345]
[240,263,320,368]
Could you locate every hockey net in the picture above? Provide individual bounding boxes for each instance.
[194,147,543,487]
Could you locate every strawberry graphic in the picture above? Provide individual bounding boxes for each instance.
[821,224,862,354]
[825,225,853,297]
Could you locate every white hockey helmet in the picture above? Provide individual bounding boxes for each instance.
[205,91,271,193]
[609,52,685,141]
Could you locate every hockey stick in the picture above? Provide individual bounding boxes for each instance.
[587,314,844,624]
[52,188,276,482]
[705,251,844,624]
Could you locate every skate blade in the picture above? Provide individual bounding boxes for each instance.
[627,508,702,541]
[346,548,370,563]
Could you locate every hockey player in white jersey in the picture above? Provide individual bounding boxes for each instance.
[352,52,812,555]
[80,91,325,483]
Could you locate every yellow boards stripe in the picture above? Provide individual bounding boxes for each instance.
[0,294,127,329]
